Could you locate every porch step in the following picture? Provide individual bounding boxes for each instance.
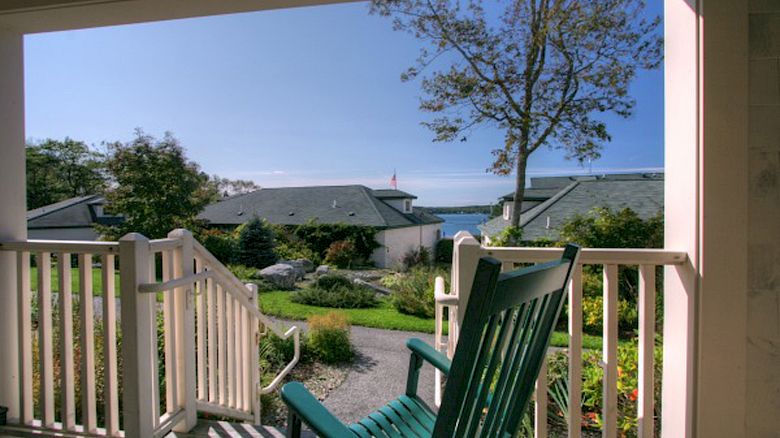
[167,420,316,438]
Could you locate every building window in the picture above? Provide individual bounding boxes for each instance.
[404,199,412,213]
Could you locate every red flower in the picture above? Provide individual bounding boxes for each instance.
[629,389,638,401]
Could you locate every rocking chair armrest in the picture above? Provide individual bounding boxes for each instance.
[406,338,451,375]
[281,382,355,437]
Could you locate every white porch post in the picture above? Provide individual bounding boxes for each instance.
[664,0,749,436]
[0,28,26,421]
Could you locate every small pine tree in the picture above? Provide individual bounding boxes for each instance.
[237,217,278,269]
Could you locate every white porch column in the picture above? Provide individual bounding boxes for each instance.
[664,0,749,436]
[0,28,26,420]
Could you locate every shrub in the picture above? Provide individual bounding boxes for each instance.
[435,238,454,263]
[307,312,353,363]
[261,330,310,366]
[401,246,431,271]
[292,222,379,262]
[324,240,359,269]
[237,217,278,269]
[291,274,378,309]
[199,228,238,265]
[227,264,256,280]
[291,286,378,309]
[384,266,450,318]
[545,338,663,436]
[581,295,639,336]
[313,274,354,291]
[275,240,320,265]
[491,225,523,247]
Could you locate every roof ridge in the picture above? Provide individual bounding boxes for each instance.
[27,195,100,221]
[520,182,579,227]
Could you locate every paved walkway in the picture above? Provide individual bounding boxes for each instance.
[322,326,439,424]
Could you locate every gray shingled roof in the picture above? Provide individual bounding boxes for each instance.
[199,185,442,229]
[27,195,122,229]
[481,175,664,241]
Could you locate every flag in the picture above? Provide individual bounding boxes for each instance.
[390,170,397,189]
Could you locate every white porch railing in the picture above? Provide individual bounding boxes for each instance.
[0,229,300,438]
[435,232,687,438]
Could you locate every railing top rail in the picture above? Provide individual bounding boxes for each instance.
[481,246,687,266]
[148,237,182,252]
[0,239,120,254]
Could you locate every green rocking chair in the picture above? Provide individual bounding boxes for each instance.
[281,244,581,437]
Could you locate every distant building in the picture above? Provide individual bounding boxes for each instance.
[199,185,443,268]
[480,173,664,244]
[26,195,122,240]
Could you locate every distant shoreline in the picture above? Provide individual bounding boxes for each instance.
[418,205,494,215]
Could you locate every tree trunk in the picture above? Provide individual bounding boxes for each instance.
[510,152,528,228]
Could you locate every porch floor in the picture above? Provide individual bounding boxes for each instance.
[168,420,315,438]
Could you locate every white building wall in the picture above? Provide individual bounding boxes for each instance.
[371,224,441,268]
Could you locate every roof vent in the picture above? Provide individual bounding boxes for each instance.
[288,211,295,216]
[237,211,244,216]
[348,211,356,217]
[332,200,338,208]
[545,216,551,229]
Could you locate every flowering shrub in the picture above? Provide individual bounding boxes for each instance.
[546,338,663,437]
[307,312,353,364]
[324,240,360,268]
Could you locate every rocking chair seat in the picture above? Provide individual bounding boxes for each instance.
[281,338,450,437]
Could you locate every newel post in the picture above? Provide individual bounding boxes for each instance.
[119,233,155,438]
[450,231,482,350]
[169,229,198,431]
[247,283,261,424]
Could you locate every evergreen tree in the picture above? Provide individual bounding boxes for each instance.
[237,217,278,269]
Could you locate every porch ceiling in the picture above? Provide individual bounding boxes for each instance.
[0,0,362,34]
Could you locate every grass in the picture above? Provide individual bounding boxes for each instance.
[30,266,121,296]
[259,290,604,349]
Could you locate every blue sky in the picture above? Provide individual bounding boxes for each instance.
[24,1,664,207]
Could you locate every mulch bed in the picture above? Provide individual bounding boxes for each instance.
[261,361,350,427]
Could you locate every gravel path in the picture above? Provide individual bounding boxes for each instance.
[273,318,441,425]
[321,325,439,424]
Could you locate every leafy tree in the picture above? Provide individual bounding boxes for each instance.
[558,207,663,249]
[98,130,213,239]
[557,207,663,334]
[26,138,106,209]
[491,225,524,247]
[237,217,279,269]
[372,0,662,227]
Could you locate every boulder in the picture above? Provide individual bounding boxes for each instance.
[315,265,331,276]
[278,260,306,280]
[279,259,314,278]
[296,258,315,273]
[258,264,298,290]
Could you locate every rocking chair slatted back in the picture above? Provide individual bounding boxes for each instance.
[434,244,580,437]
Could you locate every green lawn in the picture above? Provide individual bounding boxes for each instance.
[30,267,121,296]
[259,290,603,349]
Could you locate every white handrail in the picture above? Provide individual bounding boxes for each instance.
[259,325,301,395]
[139,270,213,293]
[0,239,119,254]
